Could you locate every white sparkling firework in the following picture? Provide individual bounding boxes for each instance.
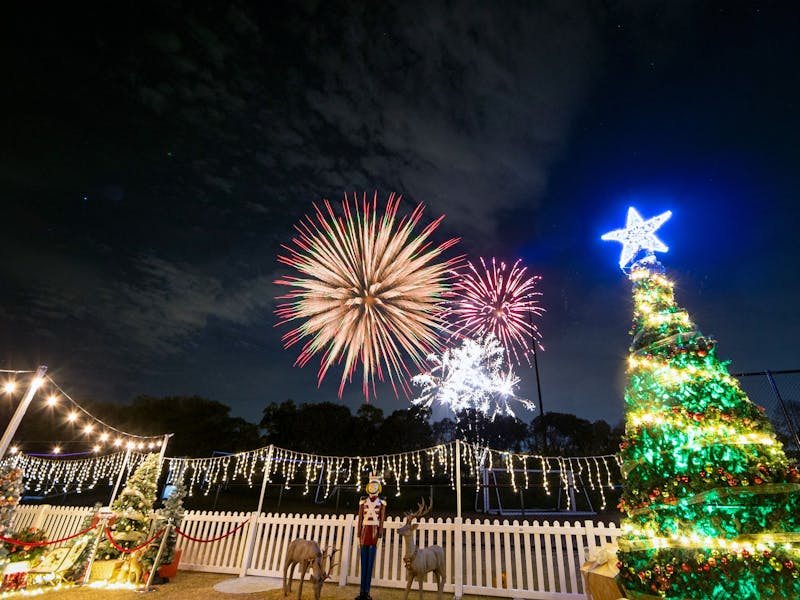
[411,334,534,420]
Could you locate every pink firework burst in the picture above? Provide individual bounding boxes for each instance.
[449,257,545,365]
[275,191,461,399]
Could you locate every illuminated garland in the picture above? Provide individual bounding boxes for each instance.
[5,451,148,495]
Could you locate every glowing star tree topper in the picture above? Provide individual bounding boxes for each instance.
[601,206,672,270]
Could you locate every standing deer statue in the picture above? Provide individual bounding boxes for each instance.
[283,539,338,600]
[397,498,445,600]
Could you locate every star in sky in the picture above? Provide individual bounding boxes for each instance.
[602,207,672,269]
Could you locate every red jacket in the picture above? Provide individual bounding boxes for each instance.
[357,495,386,546]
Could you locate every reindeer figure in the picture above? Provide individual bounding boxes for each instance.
[283,539,338,600]
[397,498,445,600]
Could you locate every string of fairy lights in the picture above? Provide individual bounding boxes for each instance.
[9,451,149,496]
[163,441,622,507]
[4,440,621,505]
[163,442,460,497]
[1,371,168,455]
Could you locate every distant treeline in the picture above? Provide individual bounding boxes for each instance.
[4,395,623,458]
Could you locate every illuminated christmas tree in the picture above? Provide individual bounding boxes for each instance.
[604,208,800,599]
[96,453,160,560]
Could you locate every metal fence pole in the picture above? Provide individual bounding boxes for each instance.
[765,369,800,451]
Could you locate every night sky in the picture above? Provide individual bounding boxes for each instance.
[2,2,798,428]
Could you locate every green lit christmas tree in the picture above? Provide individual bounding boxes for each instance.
[96,453,160,560]
[604,208,800,599]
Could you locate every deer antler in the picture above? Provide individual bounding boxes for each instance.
[404,497,433,523]
[322,546,339,575]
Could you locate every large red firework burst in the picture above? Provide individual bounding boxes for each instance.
[275,191,460,399]
[449,257,544,365]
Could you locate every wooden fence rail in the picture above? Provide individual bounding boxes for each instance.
[11,505,620,599]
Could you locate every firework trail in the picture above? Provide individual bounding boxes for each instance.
[275,191,460,398]
[448,257,544,365]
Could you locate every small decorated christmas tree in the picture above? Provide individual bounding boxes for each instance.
[604,208,800,599]
[0,465,23,569]
[142,480,186,571]
[96,453,160,560]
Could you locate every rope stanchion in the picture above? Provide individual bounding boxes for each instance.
[174,519,249,543]
[0,519,98,548]
[104,527,165,554]
[143,522,173,592]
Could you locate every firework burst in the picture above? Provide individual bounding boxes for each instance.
[275,191,460,398]
[411,333,533,420]
[448,257,544,365]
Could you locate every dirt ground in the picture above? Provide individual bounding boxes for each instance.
[23,573,459,600]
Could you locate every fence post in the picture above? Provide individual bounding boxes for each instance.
[238,511,261,577]
[339,513,356,587]
[30,504,50,530]
[584,519,597,561]
[453,516,463,599]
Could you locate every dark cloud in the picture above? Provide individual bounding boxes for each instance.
[1,2,798,425]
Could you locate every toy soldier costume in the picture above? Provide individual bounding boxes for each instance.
[356,475,386,600]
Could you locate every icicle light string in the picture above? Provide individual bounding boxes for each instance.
[11,438,622,504]
[466,444,621,511]
[9,451,147,496]
[163,443,462,498]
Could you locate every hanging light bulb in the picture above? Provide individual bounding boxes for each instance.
[9,446,18,454]
[114,438,123,447]
[52,446,61,454]
[67,412,78,422]
[46,395,58,406]
[83,424,94,435]
[99,432,109,442]
[3,381,16,394]
[92,445,100,453]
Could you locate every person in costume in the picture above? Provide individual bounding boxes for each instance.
[356,474,386,600]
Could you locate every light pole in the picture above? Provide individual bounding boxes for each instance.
[527,307,547,452]
[0,366,48,460]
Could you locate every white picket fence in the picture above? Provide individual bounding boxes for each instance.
[12,505,620,599]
